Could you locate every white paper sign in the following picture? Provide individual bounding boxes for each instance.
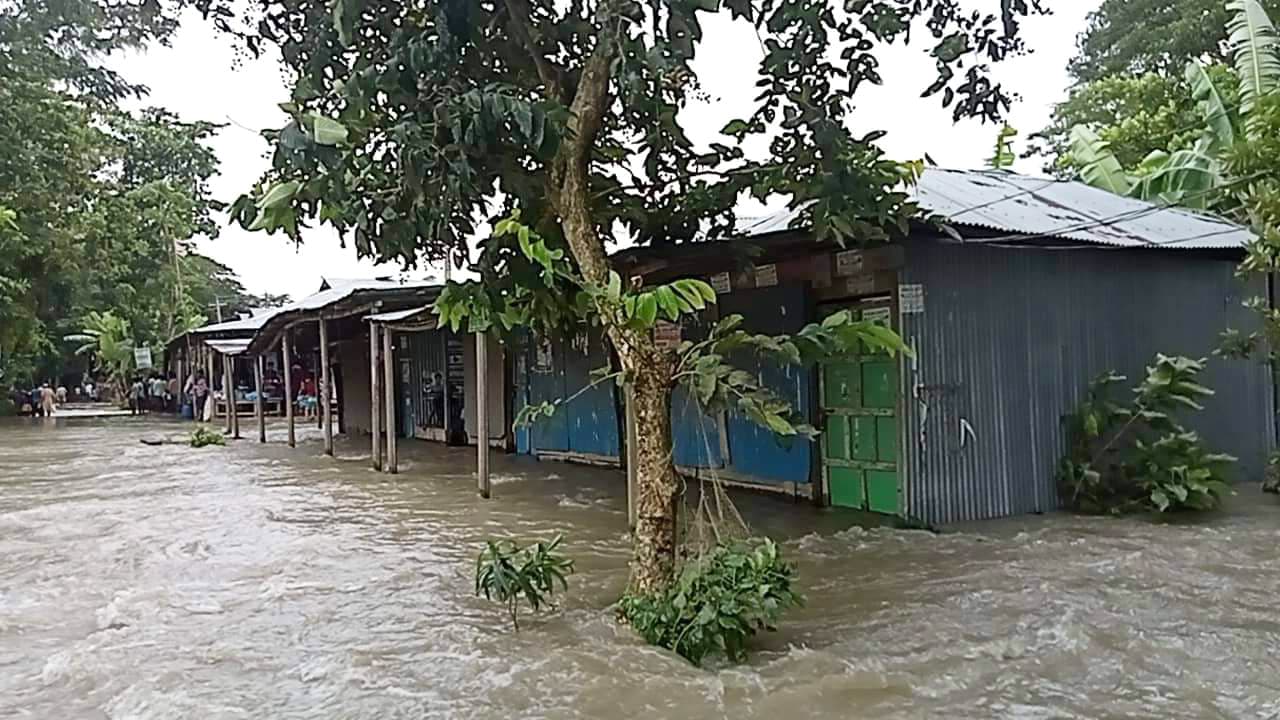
[862,307,892,325]
[835,249,864,276]
[133,347,153,370]
[899,284,925,314]
[754,264,778,288]
[709,272,732,294]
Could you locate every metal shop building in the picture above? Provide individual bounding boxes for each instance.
[515,169,1274,524]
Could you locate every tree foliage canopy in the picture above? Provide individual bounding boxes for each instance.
[223,0,1045,268]
[1069,0,1280,83]
[0,0,261,385]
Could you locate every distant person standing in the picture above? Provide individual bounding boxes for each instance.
[167,374,180,413]
[193,373,209,421]
[55,384,67,405]
[40,383,55,416]
[149,374,165,412]
[129,377,146,415]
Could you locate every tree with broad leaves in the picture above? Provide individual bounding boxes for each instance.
[212,0,1043,593]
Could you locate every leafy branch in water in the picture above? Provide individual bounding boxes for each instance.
[619,538,803,667]
[474,535,575,631]
[190,426,226,448]
[1058,355,1235,514]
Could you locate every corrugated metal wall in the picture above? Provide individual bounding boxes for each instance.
[520,328,621,459]
[900,238,1274,524]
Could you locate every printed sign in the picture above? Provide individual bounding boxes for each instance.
[709,272,732,294]
[835,249,864,276]
[862,307,892,326]
[653,321,682,349]
[533,339,554,373]
[899,283,925,314]
[133,346,153,370]
[754,263,778,288]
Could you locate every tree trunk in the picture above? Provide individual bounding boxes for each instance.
[626,346,678,595]
[546,2,681,593]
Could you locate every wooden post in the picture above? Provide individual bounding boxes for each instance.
[254,355,266,443]
[382,325,397,473]
[222,354,233,435]
[206,346,215,421]
[370,322,383,471]
[476,331,491,498]
[320,316,333,456]
[282,333,295,448]
[231,356,241,440]
[625,384,638,529]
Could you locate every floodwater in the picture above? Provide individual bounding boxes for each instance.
[2,416,1279,719]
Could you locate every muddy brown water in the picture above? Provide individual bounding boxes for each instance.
[2,416,1279,719]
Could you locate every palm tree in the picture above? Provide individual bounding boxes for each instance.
[65,311,135,403]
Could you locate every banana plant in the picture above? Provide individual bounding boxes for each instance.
[64,311,135,401]
[1070,0,1278,209]
[1229,0,1280,138]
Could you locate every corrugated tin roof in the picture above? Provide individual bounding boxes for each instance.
[246,280,442,354]
[204,338,252,356]
[737,168,1252,250]
[365,305,433,323]
[192,309,281,335]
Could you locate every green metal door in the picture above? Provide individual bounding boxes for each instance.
[821,301,900,514]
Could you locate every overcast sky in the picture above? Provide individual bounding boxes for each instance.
[111,1,1100,301]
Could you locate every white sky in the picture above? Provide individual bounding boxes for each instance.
[111,1,1099,301]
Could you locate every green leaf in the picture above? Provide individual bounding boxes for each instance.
[1150,488,1171,512]
[655,286,681,320]
[257,180,301,209]
[636,293,658,327]
[1070,126,1133,196]
[1228,0,1280,136]
[720,119,750,137]
[1184,60,1235,152]
[312,116,349,146]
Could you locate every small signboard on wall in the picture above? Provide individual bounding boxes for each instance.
[709,272,732,294]
[835,249,864,276]
[899,283,925,314]
[754,263,778,288]
[133,347,153,370]
[862,307,892,326]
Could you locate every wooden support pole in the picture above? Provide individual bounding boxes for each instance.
[370,322,383,471]
[319,316,333,456]
[282,333,295,448]
[222,354,233,435]
[254,355,266,443]
[382,325,397,473]
[206,347,215,421]
[625,384,638,530]
[231,357,241,440]
[476,331,491,499]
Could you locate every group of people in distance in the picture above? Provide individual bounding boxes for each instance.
[8,380,97,416]
[9,364,323,420]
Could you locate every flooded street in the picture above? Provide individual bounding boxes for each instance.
[2,417,1279,719]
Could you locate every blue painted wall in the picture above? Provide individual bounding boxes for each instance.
[718,284,814,485]
[518,329,620,459]
[509,286,816,488]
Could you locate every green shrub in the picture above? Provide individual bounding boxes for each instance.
[619,537,803,666]
[190,426,226,448]
[1264,451,1280,494]
[475,534,574,631]
[1059,355,1235,514]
